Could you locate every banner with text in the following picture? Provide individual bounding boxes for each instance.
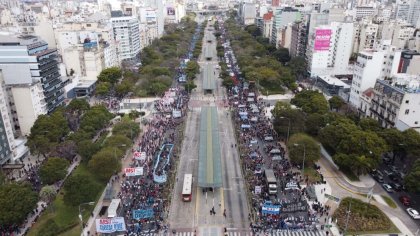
[132,209,154,220]
[95,217,126,233]
[262,203,281,215]
[124,167,143,176]
[314,29,332,51]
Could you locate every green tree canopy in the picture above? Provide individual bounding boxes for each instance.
[27,109,69,157]
[112,121,140,139]
[336,130,388,172]
[97,67,122,84]
[273,47,290,65]
[288,57,306,80]
[404,159,420,193]
[88,147,122,182]
[39,157,69,185]
[185,61,200,79]
[63,173,100,206]
[0,183,38,227]
[77,140,101,163]
[104,134,132,150]
[291,90,329,114]
[305,113,326,136]
[95,82,111,97]
[272,101,306,140]
[39,185,56,203]
[359,118,382,132]
[318,117,359,153]
[286,133,320,167]
[328,96,345,111]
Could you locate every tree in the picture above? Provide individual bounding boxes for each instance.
[272,101,306,140]
[378,128,406,162]
[286,133,320,168]
[112,121,140,139]
[185,61,200,79]
[273,47,290,65]
[359,118,382,132]
[95,82,111,96]
[104,135,132,150]
[185,80,197,93]
[27,109,69,157]
[318,117,359,153]
[63,173,100,206]
[291,90,329,114]
[66,99,90,114]
[77,140,101,163]
[128,110,141,120]
[288,57,307,80]
[329,96,345,111]
[336,130,389,171]
[39,185,56,203]
[39,157,69,185]
[0,183,38,227]
[50,140,77,161]
[304,113,326,136]
[88,147,122,182]
[97,67,122,84]
[115,80,133,97]
[404,159,420,193]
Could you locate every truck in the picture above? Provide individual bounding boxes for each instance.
[264,169,278,195]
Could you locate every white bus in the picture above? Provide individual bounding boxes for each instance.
[182,174,193,202]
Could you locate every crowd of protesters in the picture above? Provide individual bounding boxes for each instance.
[115,88,189,235]
[218,18,325,233]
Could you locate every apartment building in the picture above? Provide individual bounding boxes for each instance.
[111,16,141,62]
[370,75,420,132]
[0,35,61,136]
[271,7,301,47]
[290,20,308,58]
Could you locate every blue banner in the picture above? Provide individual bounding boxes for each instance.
[132,209,154,220]
[262,203,281,215]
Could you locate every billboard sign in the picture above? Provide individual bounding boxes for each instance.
[95,217,126,233]
[314,29,332,51]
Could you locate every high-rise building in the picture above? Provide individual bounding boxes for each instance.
[290,20,308,58]
[111,16,141,62]
[272,0,280,7]
[408,0,420,27]
[396,2,410,22]
[0,72,16,165]
[0,35,64,115]
[271,7,301,47]
[262,12,274,39]
[306,21,354,77]
[239,2,257,26]
[349,50,386,106]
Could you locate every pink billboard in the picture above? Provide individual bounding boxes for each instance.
[314,29,332,51]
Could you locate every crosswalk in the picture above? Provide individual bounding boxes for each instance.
[143,230,327,236]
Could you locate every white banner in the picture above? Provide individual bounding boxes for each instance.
[134,151,146,161]
[95,217,126,233]
[255,186,261,194]
[125,167,143,176]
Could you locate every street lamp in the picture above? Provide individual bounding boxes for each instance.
[278,116,291,143]
[79,201,95,232]
[294,143,306,173]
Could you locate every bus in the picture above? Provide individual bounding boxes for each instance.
[182,174,193,202]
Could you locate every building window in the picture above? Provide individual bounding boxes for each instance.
[405,109,409,114]
[405,100,409,104]
[415,121,418,125]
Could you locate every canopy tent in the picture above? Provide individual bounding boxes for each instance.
[264,136,274,141]
[241,124,251,129]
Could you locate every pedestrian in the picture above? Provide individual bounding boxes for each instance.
[223,209,226,217]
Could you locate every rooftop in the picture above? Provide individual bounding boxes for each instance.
[380,74,420,94]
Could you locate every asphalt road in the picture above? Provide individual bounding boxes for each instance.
[168,18,249,234]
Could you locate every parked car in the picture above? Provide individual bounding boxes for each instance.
[382,183,393,192]
[390,166,399,172]
[390,182,402,191]
[399,196,411,206]
[373,174,384,183]
[384,169,394,176]
[389,174,399,182]
[406,208,420,219]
